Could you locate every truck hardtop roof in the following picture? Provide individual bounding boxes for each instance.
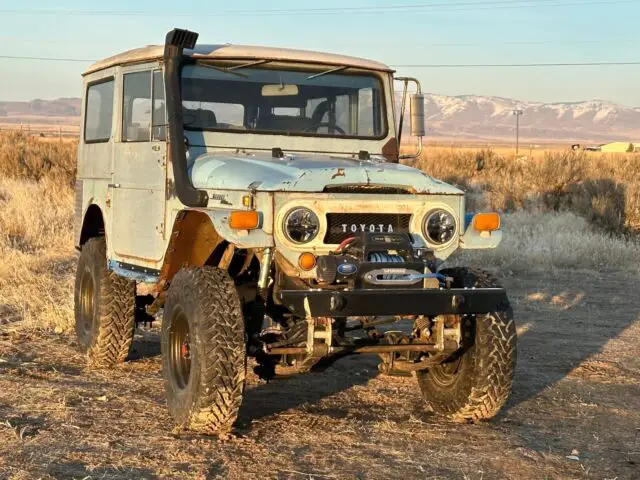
[83,44,393,76]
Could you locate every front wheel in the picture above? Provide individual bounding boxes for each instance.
[161,266,246,436]
[416,268,517,422]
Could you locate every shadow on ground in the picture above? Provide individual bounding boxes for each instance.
[239,355,380,424]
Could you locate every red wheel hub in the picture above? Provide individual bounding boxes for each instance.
[180,340,190,359]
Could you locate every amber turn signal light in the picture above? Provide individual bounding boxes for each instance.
[229,211,260,230]
[298,252,317,271]
[473,213,501,232]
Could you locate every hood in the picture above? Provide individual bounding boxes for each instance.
[189,152,463,195]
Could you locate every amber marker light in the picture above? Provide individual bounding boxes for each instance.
[298,252,317,271]
[229,211,260,230]
[473,213,501,232]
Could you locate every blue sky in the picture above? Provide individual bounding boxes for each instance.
[1,0,639,106]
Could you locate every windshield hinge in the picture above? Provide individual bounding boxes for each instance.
[358,150,370,160]
[272,147,284,158]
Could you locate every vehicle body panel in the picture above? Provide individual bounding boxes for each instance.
[189,151,462,194]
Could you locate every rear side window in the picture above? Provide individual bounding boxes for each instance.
[85,79,114,143]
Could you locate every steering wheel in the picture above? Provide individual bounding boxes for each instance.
[305,122,346,135]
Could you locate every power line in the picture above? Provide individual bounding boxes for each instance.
[393,61,640,67]
[0,55,94,63]
[1,55,639,68]
[2,34,637,49]
[0,0,636,16]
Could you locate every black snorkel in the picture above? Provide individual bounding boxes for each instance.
[163,28,209,207]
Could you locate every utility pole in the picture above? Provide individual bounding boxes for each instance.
[512,109,523,155]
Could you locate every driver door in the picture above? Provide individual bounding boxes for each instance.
[111,67,168,265]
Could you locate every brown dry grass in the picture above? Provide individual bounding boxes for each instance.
[0,132,76,186]
[416,148,640,234]
[0,133,76,331]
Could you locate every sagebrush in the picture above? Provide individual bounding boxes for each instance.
[417,148,640,234]
[0,132,76,186]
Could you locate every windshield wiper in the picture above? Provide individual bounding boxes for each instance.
[307,65,348,80]
[197,59,273,78]
[198,62,249,78]
[227,59,272,70]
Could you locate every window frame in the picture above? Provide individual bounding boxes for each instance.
[83,76,115,144]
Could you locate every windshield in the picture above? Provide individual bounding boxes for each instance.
[181,64,387,139]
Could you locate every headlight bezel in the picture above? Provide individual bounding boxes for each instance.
[422,208,457,247]
[283,207,321,244]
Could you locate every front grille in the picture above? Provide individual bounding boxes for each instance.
[324,213,412,244]
[323,184,414,194]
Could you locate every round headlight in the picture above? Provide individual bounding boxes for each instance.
[423,209,457,245]
[284,207,320,244]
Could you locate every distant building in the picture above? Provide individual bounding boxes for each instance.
[600,142,637,153]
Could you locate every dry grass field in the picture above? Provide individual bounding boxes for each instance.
[0,132,639,479]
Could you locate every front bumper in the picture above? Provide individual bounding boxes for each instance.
[277,287,509,317]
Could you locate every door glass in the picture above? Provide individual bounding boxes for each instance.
[85,79,114,143]
[152,71,167,141]
[123,71,151,142]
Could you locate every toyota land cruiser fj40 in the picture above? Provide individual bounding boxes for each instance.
[74,29,516,435]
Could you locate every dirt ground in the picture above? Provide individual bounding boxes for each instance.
[0,269,638,480]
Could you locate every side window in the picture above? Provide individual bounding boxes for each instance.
[123,71,151,142]
[85,79,114,143]
[152,71,167,141]
[358,88,375,136]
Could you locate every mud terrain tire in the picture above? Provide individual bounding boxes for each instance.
[162,267,246,436]
[74,237,136,366]
[416,268,517,422]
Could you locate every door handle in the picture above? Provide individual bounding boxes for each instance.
[108,183,121,189]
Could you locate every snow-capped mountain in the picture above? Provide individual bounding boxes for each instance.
[2,96,638,142]
[416,94,640,141]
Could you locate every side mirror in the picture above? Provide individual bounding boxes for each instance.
[410,93,425,138]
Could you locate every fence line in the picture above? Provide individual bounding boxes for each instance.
[0,124,80,138]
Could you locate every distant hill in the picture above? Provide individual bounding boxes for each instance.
[0,98,81,118]
[416,94,640,142]
[2,96,639,142]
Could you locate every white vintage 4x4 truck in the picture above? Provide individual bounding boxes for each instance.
[74,29,516,435]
